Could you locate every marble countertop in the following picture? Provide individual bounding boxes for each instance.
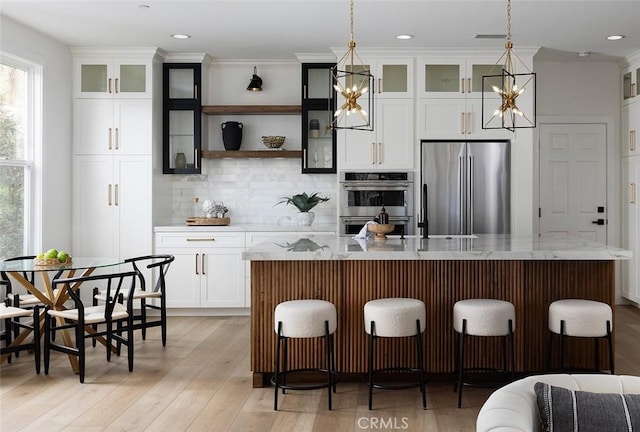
[154,223,336,233]
[242,234,632,261]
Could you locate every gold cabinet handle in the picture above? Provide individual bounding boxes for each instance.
[632,183,637,204]
[108,78,112,94]
[201,253,205,275]
[195,253,199,275]
[378,142,382,164]
[632,83,637,98]
[108,128,112,150]
[461,113,465,134]
[632,130,636,152]
[378,78,382,94]
[460,78,464,93]
[115,78,119,94]
[187,238,216,242]
[467,78,471,93]
[303,149,307,169]
[108,184,112,206]
[466,112,472,134]
[194,148,199,169]
[371,142,376,164]
[194,84,198,99]
[303,84,307,99]
[115,127,119,150]
[114,184,119,206]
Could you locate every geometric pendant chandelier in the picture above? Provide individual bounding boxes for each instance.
[482,0,536,131]
[332,0,374,131]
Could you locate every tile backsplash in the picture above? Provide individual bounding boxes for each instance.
[169,158,337,225]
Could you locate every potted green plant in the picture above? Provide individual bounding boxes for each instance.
[276,192,329,226]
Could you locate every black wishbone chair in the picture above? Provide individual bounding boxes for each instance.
[44,270,137,383]
[93,255,174,346]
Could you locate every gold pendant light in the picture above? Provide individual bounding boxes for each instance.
[332,0,374,131]
[482,0,536,131]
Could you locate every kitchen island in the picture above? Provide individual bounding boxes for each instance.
[243,234,631,386]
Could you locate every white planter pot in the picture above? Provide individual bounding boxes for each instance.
[296,211,315,226]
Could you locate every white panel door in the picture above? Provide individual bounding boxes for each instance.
[72,156,114,257]
[419,99,465,139]
[201,249,245,308]
[377,99,413,169]
[73,99,113,155]
[158,249,201,308]
[539,123,607,242]
[114,99,152,155]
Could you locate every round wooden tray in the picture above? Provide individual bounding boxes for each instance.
[34,256,72,267]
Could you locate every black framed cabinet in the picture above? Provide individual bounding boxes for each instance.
[301,63,337,174]
[163,63,202,174]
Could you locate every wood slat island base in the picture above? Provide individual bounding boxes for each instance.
[250,259,615,387]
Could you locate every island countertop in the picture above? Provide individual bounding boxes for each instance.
[242,234,631,261]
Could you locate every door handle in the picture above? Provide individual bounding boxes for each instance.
[460,113,465,134]
[371,142,376,164]
[114,184,119,206]
[201,253,205,275]
[591,219,605,225]
[108,128,112,150]
[108,78,112,94]
[467,78,471,93]
[378,142,382,164]
[115,128,119,150]
[115,78,119,94]
[108,184,112,206]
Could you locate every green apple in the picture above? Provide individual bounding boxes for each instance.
[57,251,69,263]
[44,249,58,259]
[36,252,44,259]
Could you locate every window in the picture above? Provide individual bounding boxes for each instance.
[0,54,39,257]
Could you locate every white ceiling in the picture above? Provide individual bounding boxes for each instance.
[1,0,639,62]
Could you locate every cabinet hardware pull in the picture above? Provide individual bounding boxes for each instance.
[633,83,637,98]
[115,78,119,94]
[632,130,636,152]
[194,84,198,99]
[108,184,112,206]
[467,78,471,93]
[195,253,199,275]
[466,112,472,134]
[632,183,637,204]
[303,149,307,169]
[378,78,382,94]
[114,184,119,206]
[108,128,112,150]
[371,142,376,164]
[115,128,119,150]
[201,253,205,275]
[186,238,216,241]
[108,78,112,94]
[378,142,382,164]
[194,148,199,170]
[303,85,307,99]
[460,78,464,93]
[460,113,465,134]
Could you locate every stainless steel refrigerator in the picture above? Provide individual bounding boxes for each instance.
[420,140,510,236]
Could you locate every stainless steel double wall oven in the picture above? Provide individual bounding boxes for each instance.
[339,172,414,236]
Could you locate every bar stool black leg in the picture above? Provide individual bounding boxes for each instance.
[282,336,288,395]
[274,321,282,411]
[368,320,376,411]
[559,320,566,371]
[415,319,426,410]
[457,319,467,409]
[330,333,337,393]
[508,319,515,382]
[607,320,614,374]
[324,320,332,410]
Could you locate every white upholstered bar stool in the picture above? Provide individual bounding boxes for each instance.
[453,299,515,408]
[272,299,338,411]
[364,298,427,410]
[547,299,613,374]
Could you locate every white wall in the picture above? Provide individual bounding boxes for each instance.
[0,15,72,253]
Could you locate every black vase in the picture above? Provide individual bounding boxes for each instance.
[221,121,243,151]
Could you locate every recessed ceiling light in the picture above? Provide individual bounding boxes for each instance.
[607,35,625,41]
[396,34,414,40]
[171,34,191,40]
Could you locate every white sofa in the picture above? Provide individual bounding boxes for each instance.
[476,374,640,432]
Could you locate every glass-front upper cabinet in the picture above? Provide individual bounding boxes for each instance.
[163,63,202,174]
[74,56,153,99]
[302,63,336,174]
[623,64,640,103]
[418,58,502,98]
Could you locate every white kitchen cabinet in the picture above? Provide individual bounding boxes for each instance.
[339,57,414,99]
[418,57,502,99]
[72,155,152,260]
[73,99,152,155]
[621,102,639,157]
[72,50,156,99]
[338,98,413,170]
[621,157,639,303]
[155,232,246,308]
[622,59,640,105]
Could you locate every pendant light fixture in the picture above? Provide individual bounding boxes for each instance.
[247,66,263,92]
[332,0,374,131]
[481,0,536,131]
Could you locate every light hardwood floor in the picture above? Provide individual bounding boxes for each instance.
[2,305,640,432]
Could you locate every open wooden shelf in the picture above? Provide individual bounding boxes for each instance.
[202,105,302,115]
[202,150,302,159]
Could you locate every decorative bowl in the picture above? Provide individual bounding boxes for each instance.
[34,256,72,266]
[367,223,395,239]
[261,135,286,149]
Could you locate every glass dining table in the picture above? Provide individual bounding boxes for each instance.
[0,257,125,372]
